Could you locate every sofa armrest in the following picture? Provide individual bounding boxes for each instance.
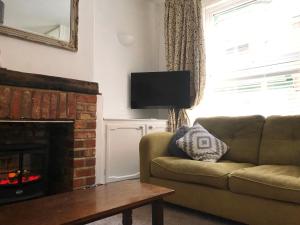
[139,132,173,182]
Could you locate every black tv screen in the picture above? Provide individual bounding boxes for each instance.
[131,71,191,109]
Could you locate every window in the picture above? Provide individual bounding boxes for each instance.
[189,0,300,121]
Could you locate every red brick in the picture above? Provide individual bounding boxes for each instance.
[76,112,96,120]
[86,176,96,185]
[74,120,96,129]
[58,93,67,119]
[77,94,97,104]
[75,103,96,113]
[0,86,11,118]
[21,90,32,119]
[32,91,42,119]
[74,141,84,148]
[74,131,96,139]
[67,93,76,119]
[41,92,50,119]
[74,167,95,178]
[87,105,96,112]
[72,149,96,158]
[10,89,22,119]
[84,149,96,157]
[85,158,96,167]
[74,139,96,148]
[50,93,58,119]
[73,178,86,188]
[72,150,85,158]
[73,157,95,168]
[76,104,86,111]
[74,159,85,168]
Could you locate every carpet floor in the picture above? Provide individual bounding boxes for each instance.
[89,204,244,225]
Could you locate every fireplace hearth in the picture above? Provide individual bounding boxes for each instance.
[0,144,48,204]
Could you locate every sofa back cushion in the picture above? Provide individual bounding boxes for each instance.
[194,115,265,164]
[259,116,300,166]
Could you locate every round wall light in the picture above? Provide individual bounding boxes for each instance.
[117,33,135,47]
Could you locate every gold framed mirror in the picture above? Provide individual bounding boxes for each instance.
[0,0,79,51]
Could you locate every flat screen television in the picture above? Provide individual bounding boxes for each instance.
[131,71,191,109]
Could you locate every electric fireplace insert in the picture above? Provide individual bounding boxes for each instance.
[0,144,48,205]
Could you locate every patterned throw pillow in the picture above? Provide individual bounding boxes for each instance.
[167,126,190,158]
[176,124,228,162]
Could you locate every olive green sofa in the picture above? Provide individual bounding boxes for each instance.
[139,115,300,225]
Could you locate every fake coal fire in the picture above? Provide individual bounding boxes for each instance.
[0,170,41,185]
[0,144,48,205]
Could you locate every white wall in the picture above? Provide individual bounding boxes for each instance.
[0,1,94,81]
[93,0,164,119]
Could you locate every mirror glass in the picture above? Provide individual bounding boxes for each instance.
[0,0,78,51]
[1,0,71,42]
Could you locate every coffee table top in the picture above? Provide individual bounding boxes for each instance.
[0,180,174,225]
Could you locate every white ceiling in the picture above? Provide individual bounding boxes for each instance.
[2,0,71,28]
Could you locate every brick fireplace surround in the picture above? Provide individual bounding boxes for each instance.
[0,68,99,192]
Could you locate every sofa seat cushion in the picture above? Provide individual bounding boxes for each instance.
[229,165,300,204]
[151,156,254,189]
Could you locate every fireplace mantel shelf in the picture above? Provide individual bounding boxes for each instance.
[0,120,74,123]
[0,68,99,95]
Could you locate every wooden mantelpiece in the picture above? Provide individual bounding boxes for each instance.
[0,68,99,95]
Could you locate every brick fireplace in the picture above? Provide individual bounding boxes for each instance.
[0,68,99,204]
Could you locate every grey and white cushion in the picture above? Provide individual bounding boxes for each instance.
[176,124,228,162]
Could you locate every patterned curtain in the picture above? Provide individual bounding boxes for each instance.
[165,0,206,132]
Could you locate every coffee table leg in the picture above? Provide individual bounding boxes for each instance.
[152,199,164,225]
[122,209,132,225]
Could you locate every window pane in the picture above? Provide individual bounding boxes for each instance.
[190,0,300,121]
[208,0,300,74]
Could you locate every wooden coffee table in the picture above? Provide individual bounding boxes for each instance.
[0,180,174,225]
